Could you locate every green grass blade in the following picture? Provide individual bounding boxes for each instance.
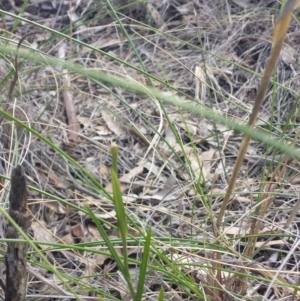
[85,206,135,299]
[11,0,29,33]
[111,169,128,238]
[85,206,125,268]
[158,287,164,301]
[110,143,128,238]
[136,227,151,300]
[0,46,299,162]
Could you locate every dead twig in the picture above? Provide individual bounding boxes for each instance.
[62,71,79,144]
[58,43,79,144]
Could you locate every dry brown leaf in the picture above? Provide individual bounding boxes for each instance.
[61,233,74,245]
[177,119,200,136]
[120,165,144,183]
[148,174,181,201]
[87,224,102,241]
[223,226,276,236]
[187,187,195,196]
[189,149,215,182]
[288,173,300,185]
[235,196,252,203]
[32,221,56,248]
[256,112,270,126]
[105,165,144,193]
[281,44,297,65]
[43,200,66,214]
[68,11,87,31]
[99,164,111,178]
[200,149,215,173]
[77,116,90,128]
[72,223,85,240]
[175,2,193,14]
[144,161,162,175]
[94,125,111,135]
[146,3,163,27]
[164,125,177,146]
[102,110,126,137]
[210,188,226,196]
[223,226,248,236]
[81,260,98,289]
[37,167,67,189]
[94,253,109,266]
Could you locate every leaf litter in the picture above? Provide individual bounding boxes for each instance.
[1,0,300,300]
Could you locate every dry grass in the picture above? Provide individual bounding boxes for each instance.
[1,0,300,300]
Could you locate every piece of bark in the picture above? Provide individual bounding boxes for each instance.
[5,165,31,301]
